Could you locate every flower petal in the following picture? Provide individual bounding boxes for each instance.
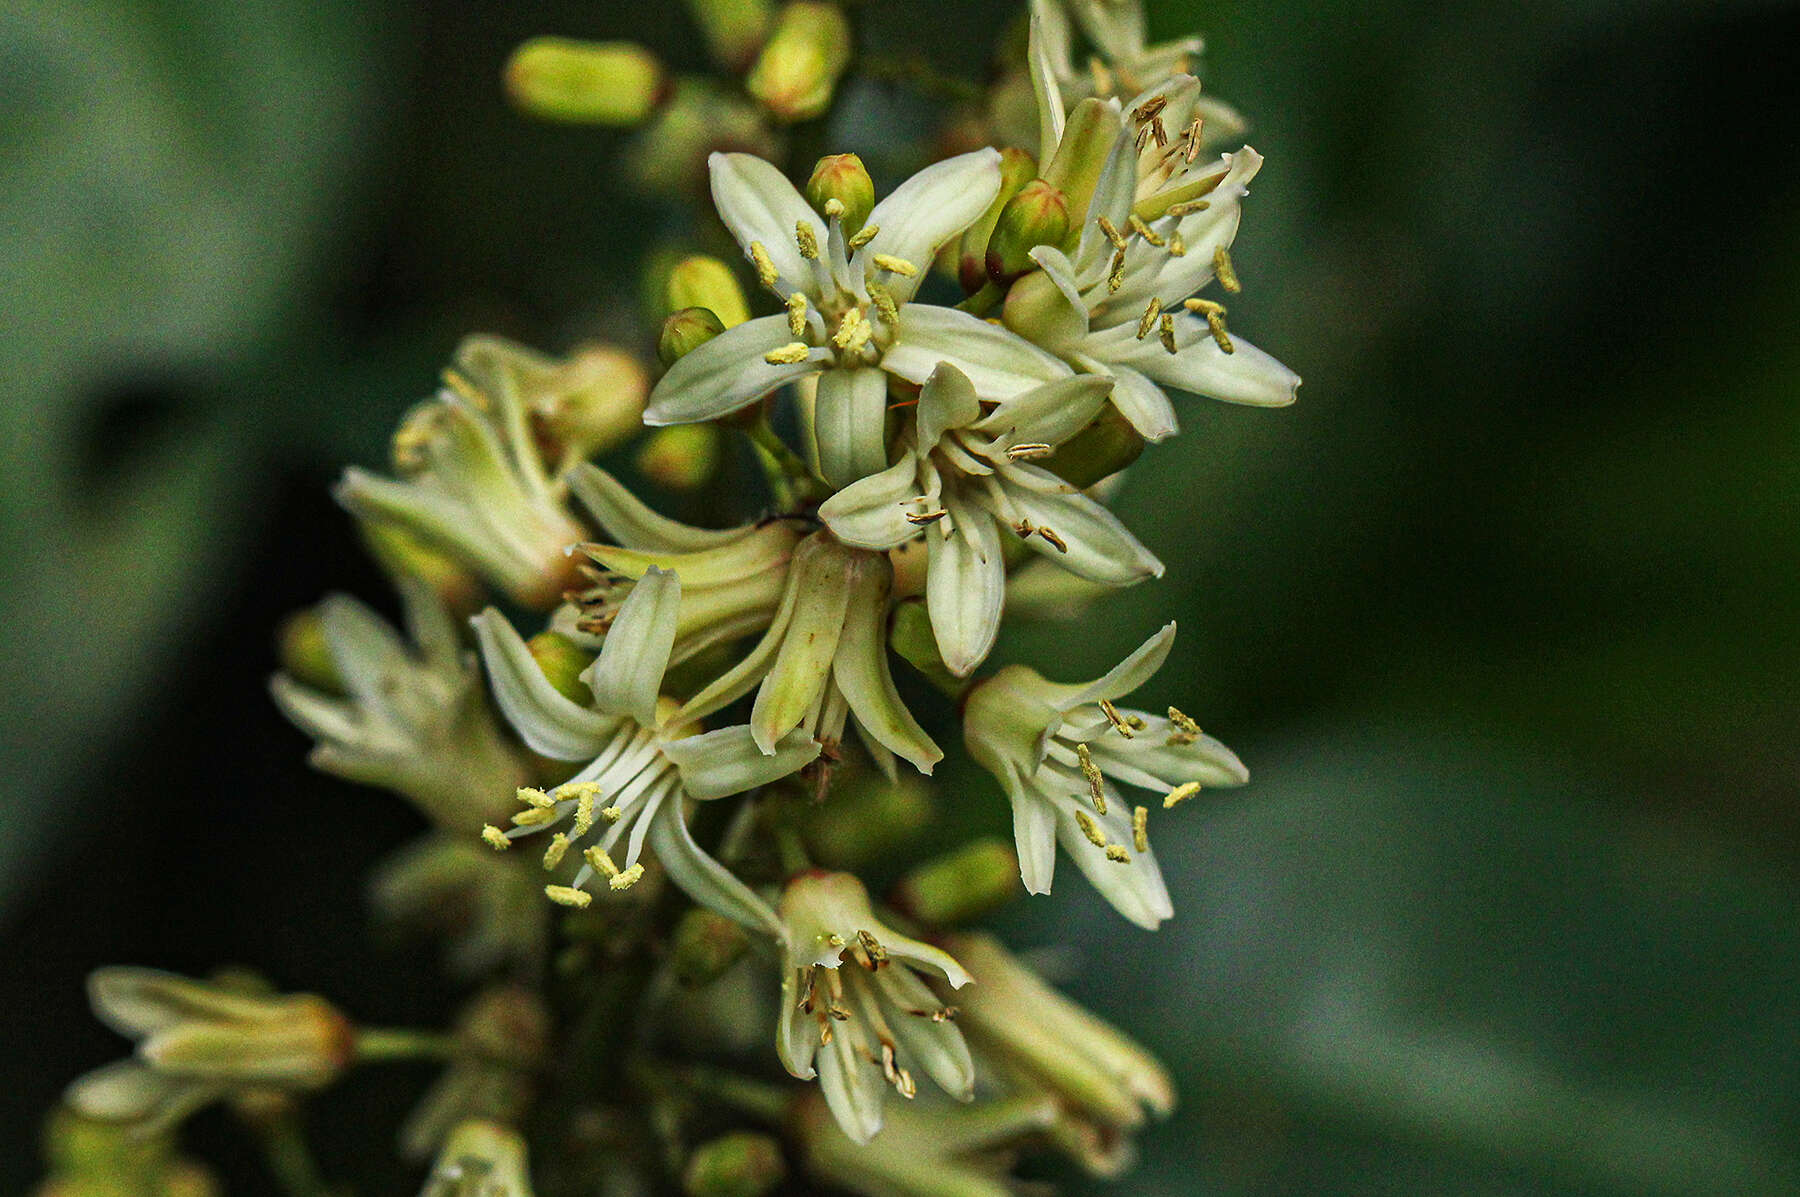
[818,457,924,551]
[1111,317,1300,408]
[874,967,975,1099]
[568,465,753,552]
[644,314,826,426]
[709,152,823,296]
[750,538,855,753]
[778,967,821,1081]
[647,797,783,936]
[667,725,823,800]
[472,608,616,759]
[973,373,1116,447]
[917,362,982,449]
[814,366,892,489]
[1052,621,1177,711]
[1073,123,1139,275]
[1006,767,1060,896]
[1097,362,1180,442]
[991,467,1164,585]
[819,1029,886,1144]
[861,149,1004,304]
[834,556,942,773]
[884,304,1072,400]
[583,566,679,727]
[65,1061,218,1134]
[1056,810,1172,930]
[927,491,1005,677]
[1027,6,1068,162]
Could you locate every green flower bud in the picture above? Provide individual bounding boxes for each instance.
[957,147,1035,293]
[1040,402,1146,489]
[626,80,778,196]
[746,2,851,124]
[422,1121,535,1197]
[526,632,595,706]
[683,1132,786,1197]
[669,907,752,989]
[358,520,483,619]
[685,0,775,69]
[1041,98,1120,249]
[635,424,722,491]
[985,179,1069,284]
[800,764,933,869]
[276,608,342,696]
[660,307,727,366]
[804,153,875,237]
[888,597,960,697]
[890,838,1021,925]
[504,38,666,127]
[667,255,751,328]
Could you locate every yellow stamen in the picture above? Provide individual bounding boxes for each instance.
[1167,706,1202,744]
[511,807,559,828]
[750,241,780,287]
[1164,200,1210,217]
[866,280,900,327]
[1096,215,1127,251]
[796,221,821,260]
[609,863,646,891]
[1136,297,1163,341]
[1185,298,1233,353]
[1159,312,1178,355]
[545,885,591,908]
[481,825,510,851]
[1077,742,1107,815]
[584,846,620,878]
[1169,232,1188,257]
[543,833,571,869]
[848,223,880,250]
[1037,525,1068,553]
[1006,442,1053,460]
[764,342,812,365]
[1105,844,1132,863]
[1099,699,1135,738]
[1183,117,1204,162]
[601,804,624,822]
[856,929,888,964]
[1129,214,1166,247]
[1164,781,1202,809]
[1108,248,1126,293]
[1074,809,1108,848]
[872,253,918,277]
[1133,806,1149,852]
[517,786,555,809]
[788,293,809,338]
[572,792,598,837]
[905,509,949,525]
[1213,245,1241,292]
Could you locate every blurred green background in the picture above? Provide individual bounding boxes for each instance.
[4,0,1799,1192]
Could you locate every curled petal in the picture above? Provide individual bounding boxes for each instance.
[568,465,752,552]
[819,1029,886,1144]
[583,567,679,727]
[917,363,982,448]
[834,556,942,773]
[1096,362,1180,442]
[818,457,924,551]
[647,797,783,936]
[1050,621,1178,712]
[814,366,892,489]
[861,149,1004,305]
[666,725,823,800]
[472,609,616,759]
[644,315,825,426]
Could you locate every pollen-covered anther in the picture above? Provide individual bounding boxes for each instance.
[865,280,900,327]
[584,846,621,879]
[542,833,572,869]
[764,342,813,365]
[1005,442,1053,460]
[1182,116,1205,163]
[750,241,780,287]
[511,807,559,828]
[788,293,810,338]
[1096,216,1128,252]
[1133,806,1149,853]
[1159,312,1178,355]
[871,253,919,278]
[848,223,881,251]
[796,220,822,260]
[1074,808,1109,849]
[1169,232,1188,257]
[545,885,592,908]
[1132,95,1168,122]
[1185,298,1234,353]
[1076,742,1107,814]
[601,804,624,822]
[1099,698,1135,738]
[1135,298,1163,341]
[1164,781,1202,809]
[1167,706,1202,744]
[1129,215,1166,248]
[481,825,511,850]
[1165,199,1210,218]
[1037,526,1069,553]
[1104,844,1132,864]
[1213,245,1242,293]
[571,792,597,836]
[609,863,646,891]
[905,508,949,526]
[831,309,874,352]
[856,929,889,965]
[518,786,556,809]
[1108,248,1127,294]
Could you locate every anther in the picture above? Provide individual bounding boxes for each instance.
[905,509,949,525]
[1096,216,1127,251]
[1105,844,1132,863]
[542,833,572,869]
[481,825,511,851]
[1167,707,1202,744]
[1213,245,1241,292]
[788,293,809,338]
[1159,312,1178,354]
[512,807,559,828]
[1183,117,1204,162]
[1037,526,1069,553]
[848,223,880,250]
[545,885,592,908]
[584,846,620,878]
[764,342,812,365]
[1099,699,1136,737]
[609,863,646,891]
[1164,781,1202,809]
[1076,742,1107,814]
[1169,232,1188,257]
[795,221,821,260]
[572,791,597,836]
[1133,95,1168,122]
[856,929,888,965]
[1164,200,1210,217]
[1133,806,1149,853]
[872,253,918,277]
[1006,443,1054,460]
[1108,248,1127,293]
[602,804,623,822]
[1184,298,1233,353]
[1074,809,1109,849]
[865,280,900,327]
[1129,214,1166,247]
[750,241,780,287]
[517,786,556,809]
[1136,298,1163,341]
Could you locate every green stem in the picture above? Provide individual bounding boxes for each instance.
[774,823,813,877]
[955,281,1004,317]
[245,1107,336,1197]
[669,1064,794,1125]
[354,1027,456,1064]
[743,414,823,510]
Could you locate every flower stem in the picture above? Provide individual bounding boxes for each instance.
[354,1027,456,1063]
[241,1106,336,1197]
[743,413,824,510]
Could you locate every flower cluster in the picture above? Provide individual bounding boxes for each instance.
[54,3,1300,1194]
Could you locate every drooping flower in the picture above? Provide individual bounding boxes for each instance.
[644,150,1080,487]
[66,970,355,1136]
[336,336,592,609]
[796,1088,1056,1197]
[818,363,1161,675]
[945,931,1173,1175]
[962,622,1247,928]
[473,567,817,933]
[776,872,974,1144]
[270,577,531,831]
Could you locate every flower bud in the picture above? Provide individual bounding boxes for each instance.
[956,147,1035,293]
[986,179,1069,284]
[804,153,874,237]
[746,2,851,123]
[276,608,342,696]
[669,907,752,988]
[526,631,595,706]
[358,520,483,619]
[1040,98,1120,248]
[660,307,727,367]
[890,838,1020,925]
[887,598,959,696]
[799,764,932,869]
[1039,402,1145,489]
[682,1132,786,1197]
[635,424,722,491]
[421,1120,535,1197]
[1000,267,1069,342]
[532,343,649,462]
[627,80,778,196]
[686,0,776,69]
[504,38,666,127]
[667,255,751,328]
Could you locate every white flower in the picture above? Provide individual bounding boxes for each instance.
[818,363,1161,675]
[473,568,819,934]
[645,150,1079,488]
[776,871,974,1144]
[271,578,530,831]
[962,622,1247,929]
[337,336,589,609]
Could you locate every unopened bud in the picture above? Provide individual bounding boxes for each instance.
[746,2,851,123]
[636,425,722,491]
[1041,98,1119,249]
[423,1120,535,1197]
[888,597,959,695]
[801,765,933,868]
[669,907,752,988]
[359,521,483,618]
[277,609,342,696]
[891,838,1020,925]
[986,180,1069,284]
[627,80,778,196]
[1040,403,1145,489]
[505,38,666,126]
[686,0,776,69]
[533,344,649,461]
[957,147,1035,293]
[683,1132,786,1197]
[804,154,874,237]
[660,307,727,367]
[527,632,595,706]
[667,256,751,328]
